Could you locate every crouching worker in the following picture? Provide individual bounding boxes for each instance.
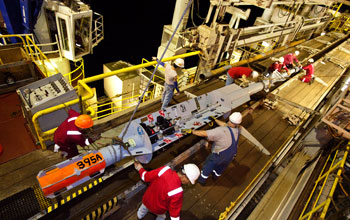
[299,58,315,84]
[191,112,242,185]
[135,161,200,220]
[226,66,259,86]
[54,109,99,159]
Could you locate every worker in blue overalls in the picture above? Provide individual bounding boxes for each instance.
[191,112,242,185]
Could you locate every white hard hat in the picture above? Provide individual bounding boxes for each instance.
[174,58,185,68]
[308,58,314,63]
[278,57,284,63]
[229,112,242,124]
[251,71,259,79]
[183,163,200,184]
[294,50,299,56]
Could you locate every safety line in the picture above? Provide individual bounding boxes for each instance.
[120,0,194,142]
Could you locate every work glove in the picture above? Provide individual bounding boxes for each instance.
[134,161,143,171]
[181,128,192,134]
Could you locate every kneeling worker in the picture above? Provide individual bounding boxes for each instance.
[135,161,200,220]
[226,66,259,86]
[191,112,243,185]
[54,109,99,159]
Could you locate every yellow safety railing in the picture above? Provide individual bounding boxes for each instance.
[92,94,142,120]
[0,34,59,76]
[141,58,165,81]
[32,51,201,149]
[299,142,349,220]
[63,58,85,85]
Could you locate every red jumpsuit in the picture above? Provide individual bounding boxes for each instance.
[268,62,289,73]
[54,109,92,158]
[283,53,299,68]
[139,166,183,219]
[228,67,252,78]
[300,64,314,83]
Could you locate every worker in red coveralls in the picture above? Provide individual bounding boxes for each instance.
[135,161,200,220]
[267,57,290,76]
[226,66,259,86]
[283,51,301,69]
[299,58,315,84]
[54,109,99,159]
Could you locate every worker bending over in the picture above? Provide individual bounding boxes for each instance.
[283,50,301,69]
[135,161,200,220]
[267,57,290,76]
[54,109,99,159]
[153,57,185,110]
[299,58,315,84]
[226,66,259,86]
[191,112,243,185]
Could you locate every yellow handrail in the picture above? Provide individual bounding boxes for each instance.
[0,34,61,76]
[32,51,200,149]
[298,143,349,220]
[63,58,85,84]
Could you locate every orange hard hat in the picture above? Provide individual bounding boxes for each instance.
[75,115,93,129]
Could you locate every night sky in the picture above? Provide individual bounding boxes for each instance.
[82,1,262,95]
[84,0,177,77]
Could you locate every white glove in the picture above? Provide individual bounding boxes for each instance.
[54,144,60,152]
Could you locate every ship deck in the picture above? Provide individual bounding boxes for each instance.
[0,33,349,220]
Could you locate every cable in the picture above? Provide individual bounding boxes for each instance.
[276,0,296,48]
[119,0,194,144]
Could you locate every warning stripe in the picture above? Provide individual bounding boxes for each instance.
[83,197,118,220]
[46,177,104,213]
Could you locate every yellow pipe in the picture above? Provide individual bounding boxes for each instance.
[211,39,305,76]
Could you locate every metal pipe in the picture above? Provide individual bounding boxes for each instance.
[200,39,305,80]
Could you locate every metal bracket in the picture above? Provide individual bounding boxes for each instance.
[296,45,320,54]
[268,94,319,115]
[283,113,301,126]
[323,55,349,69]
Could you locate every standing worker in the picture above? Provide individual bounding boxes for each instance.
[54,109,99,159]
[153,57,185,110]
[300,58,315,84]
[283,50,301,69]
[191,112,243,185]
[226,66,259,86]
[135,161,200,220]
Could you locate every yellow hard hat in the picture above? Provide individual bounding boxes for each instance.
[75,115,93,129]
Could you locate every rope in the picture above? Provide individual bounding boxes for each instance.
[119,0,194,144]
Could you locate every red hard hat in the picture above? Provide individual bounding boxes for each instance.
[75,115,93,129]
